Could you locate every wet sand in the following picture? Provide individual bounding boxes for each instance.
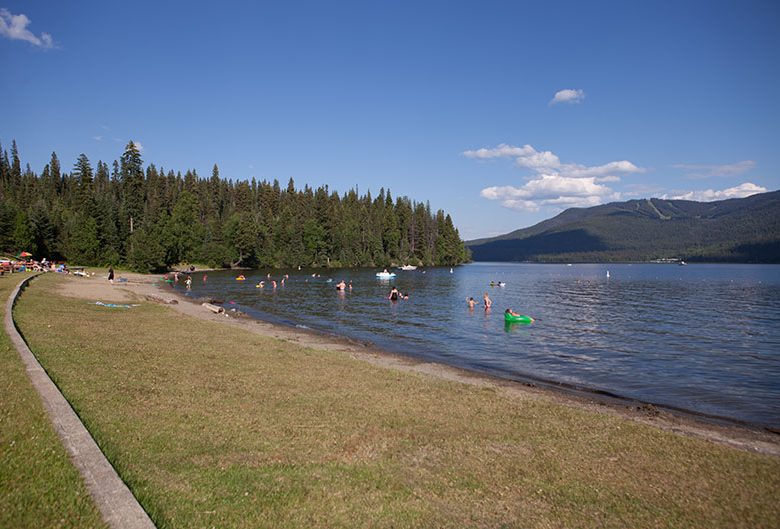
[55,271,780,457]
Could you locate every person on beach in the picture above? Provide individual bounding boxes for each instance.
[388,286,400,301]
[336,280,346,291]
[108,266,114,284]
[483,292,492,311]
[467,297,476,310]
[185,276,192,289]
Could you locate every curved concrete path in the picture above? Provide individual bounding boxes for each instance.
[4,274,156,529]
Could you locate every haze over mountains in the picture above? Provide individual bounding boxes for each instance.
[466,190,780,263]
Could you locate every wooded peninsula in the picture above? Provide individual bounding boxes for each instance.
[0,140,470,272]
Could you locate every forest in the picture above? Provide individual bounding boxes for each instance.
[0,140,470,272]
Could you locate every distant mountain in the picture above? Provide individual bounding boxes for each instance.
[467,190,780,263]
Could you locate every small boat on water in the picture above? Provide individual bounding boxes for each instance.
[400,265,417,271]
[376,270,396,278]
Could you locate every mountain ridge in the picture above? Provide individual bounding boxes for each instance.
[466,190,780,263]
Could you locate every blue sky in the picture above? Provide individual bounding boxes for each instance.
[1,1,778,240]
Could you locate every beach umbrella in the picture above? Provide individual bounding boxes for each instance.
[18,251,32,258]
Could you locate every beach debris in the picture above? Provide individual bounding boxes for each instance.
[144,294,178,305]
[202,302,225,314]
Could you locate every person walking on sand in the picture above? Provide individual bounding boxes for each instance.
[483,292,492,311]
[108,266,114,284]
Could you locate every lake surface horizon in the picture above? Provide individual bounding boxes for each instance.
[174,262,780,430]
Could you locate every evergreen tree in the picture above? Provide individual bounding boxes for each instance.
[121,141,145,233]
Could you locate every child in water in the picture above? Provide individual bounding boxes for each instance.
[467,297,476,309]
[483,292,492,311]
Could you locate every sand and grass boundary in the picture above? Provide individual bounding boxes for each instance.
[59,269,780,456]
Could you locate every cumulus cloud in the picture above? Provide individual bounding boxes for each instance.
[463,143,643,179]
[550,88,585,105]
[672,160,756,179]
[464,143,643,212]
[480,175,620,212]
[665,182,767,202]
[0,9,53,48]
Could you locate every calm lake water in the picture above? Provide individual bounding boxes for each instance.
[174,263,780,429]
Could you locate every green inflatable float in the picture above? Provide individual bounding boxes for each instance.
[504,312,534,324]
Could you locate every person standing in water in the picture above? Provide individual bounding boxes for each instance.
[467,297,476,310]
[388,286,400,301]
[483,292,492,311]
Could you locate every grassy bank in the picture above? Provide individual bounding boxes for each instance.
[0,274,106,529]
[13,273,780,528]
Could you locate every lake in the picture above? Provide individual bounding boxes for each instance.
[174,262,780,430]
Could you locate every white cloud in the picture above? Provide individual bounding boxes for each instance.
[480,174,621,212]
[665,182,767,202]
[550,88,585,105]
[462,144,535,160]
[672,160,756,179]
[0,9,53,48]
[92,135,103,141]
[464,143,643,179]
[465,143,643,212]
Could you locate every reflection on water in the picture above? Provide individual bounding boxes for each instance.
[175,263,780,429]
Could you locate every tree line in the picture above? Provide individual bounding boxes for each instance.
[0,140,470,272]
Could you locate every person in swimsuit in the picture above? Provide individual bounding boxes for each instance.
[483,292,492,311]
[388,286,400,301]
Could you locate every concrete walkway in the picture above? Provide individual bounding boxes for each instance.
[4,274,156,529]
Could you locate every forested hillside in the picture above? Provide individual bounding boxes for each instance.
[467,191,780,263]
[0,140,469,271]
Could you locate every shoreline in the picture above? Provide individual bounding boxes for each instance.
[56,271,780,457]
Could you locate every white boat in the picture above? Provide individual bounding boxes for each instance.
[376,271,396,278]
[400,265,417,271]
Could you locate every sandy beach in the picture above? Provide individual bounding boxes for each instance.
[51,271,780,457]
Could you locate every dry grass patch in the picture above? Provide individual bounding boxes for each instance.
[14,273,780,529]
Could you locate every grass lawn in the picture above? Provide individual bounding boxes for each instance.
[13,273,780,528]
[0,274,107,529]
